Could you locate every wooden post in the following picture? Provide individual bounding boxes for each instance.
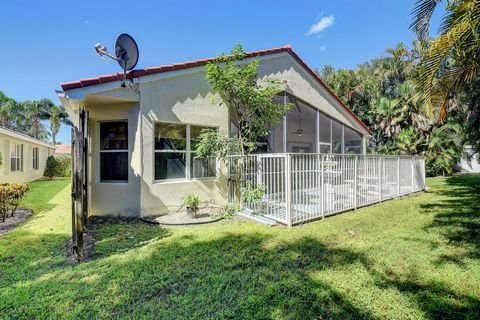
[71,109,89,262]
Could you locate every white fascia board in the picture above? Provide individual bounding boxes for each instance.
[0,127,55,149]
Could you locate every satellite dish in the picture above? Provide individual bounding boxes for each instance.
[94,33,139,87]
[115,33,139,71]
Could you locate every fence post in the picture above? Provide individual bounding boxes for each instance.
[397,156,401,197]
[422,157,426,191]
[285,154,292,227]
[354,156,358,210]
[411,156,415,193]
[378,157,382,202]
[256,155,262,187]
[321,155,325,219]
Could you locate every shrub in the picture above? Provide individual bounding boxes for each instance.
[58,156,72,177]
[44,155,71,179]
[240,182,266,205]
[0,183,30,222]
[211,203,239,219]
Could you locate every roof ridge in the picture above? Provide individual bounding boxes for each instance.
[59,45,371,134]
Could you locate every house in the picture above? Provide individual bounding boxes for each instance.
[0,126,55,183]
[57,45,373,218]
[54,144,72,157]
[458,146,480,173]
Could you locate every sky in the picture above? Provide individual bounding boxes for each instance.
[0,0,444,144]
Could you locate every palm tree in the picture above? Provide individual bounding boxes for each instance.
[48,104,62,145]
[410,0,480,121]
[0,98,18,128]
[21,99,50,139]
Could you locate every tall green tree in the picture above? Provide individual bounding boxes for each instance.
[195,44,292,203]
[196,44,291,159]
[320,41,464,175]
[0,92,70,144]
[411,0,480,121]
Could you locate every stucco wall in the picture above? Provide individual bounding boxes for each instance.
[0,133,54,183]
[84,103,142,217]
[138,70,229,216]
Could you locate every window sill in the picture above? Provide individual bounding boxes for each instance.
[153,177,218,185]
[96,181,129,185]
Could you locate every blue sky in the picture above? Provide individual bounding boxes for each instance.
[0,0,443,144]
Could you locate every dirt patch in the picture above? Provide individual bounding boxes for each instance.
[0,208,33,237]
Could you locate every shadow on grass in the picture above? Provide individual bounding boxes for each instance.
[0,232,379,319]
[420,174,480,263]
[89,219,171,259]
[2,228,479,319]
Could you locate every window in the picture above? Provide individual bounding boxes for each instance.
[318,112,332,153]
[332,119,343,154]
[190,125,216,178]
[100,121,128,182]
[32,147,39,170]
[10,143,23,172]
[344,126,363,154]
[154,122,217,180]
[286,100,317,153]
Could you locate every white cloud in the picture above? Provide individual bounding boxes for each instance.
[320,46,326,51]
[305,15,334,36]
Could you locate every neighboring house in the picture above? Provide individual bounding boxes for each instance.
[55,144,72,157]
[58,45,372,217]
[458,146,480,173]
[0,127,55,183]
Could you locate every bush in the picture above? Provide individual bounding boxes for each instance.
[211,203,239,219]
[58,156,72,177]
[0,183,30,222]
[44,155,71,179]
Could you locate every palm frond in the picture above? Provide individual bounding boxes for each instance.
[410,0,443,41]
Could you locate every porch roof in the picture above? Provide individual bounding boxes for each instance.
[59,45,371,135]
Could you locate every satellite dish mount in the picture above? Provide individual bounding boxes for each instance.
[94,33,139,87]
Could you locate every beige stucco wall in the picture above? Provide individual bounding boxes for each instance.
[66,52,369,217]
[83,103,142,217]
[138,70,229,216]
[0,132,55,183]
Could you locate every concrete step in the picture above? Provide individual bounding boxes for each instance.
[236,211,277,227]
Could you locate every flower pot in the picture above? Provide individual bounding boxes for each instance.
[187,207,199,218]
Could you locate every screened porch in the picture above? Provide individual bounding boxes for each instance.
[229,153,426,226]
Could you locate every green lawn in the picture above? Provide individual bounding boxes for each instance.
[0,176,479,319]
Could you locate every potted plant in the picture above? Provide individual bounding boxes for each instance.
[182,193,200,218]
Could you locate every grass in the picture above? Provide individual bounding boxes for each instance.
[0,175,479,319]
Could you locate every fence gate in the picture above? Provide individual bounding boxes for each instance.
[71,109,89,261]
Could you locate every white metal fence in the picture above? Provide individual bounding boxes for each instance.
[229,153,425,226]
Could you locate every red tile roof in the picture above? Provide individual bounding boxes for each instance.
[55,144,72,155]
[60,45,371,134]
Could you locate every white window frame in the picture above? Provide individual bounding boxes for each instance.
[153,121,218,182]
[32,147,39,170]
[99,120,129,183]
[10,143,23,173]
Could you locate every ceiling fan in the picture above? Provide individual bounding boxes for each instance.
[289,95,307,136]
[291,114,304,136]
